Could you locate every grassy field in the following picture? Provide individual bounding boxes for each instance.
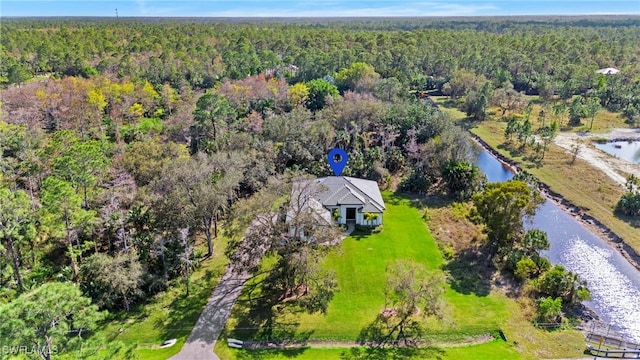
[217,193,586,360]
[216,339,522,359]
[84,234,232,359]
[433,94,627,134]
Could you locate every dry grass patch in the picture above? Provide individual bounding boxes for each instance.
[422,195,486,253]
[501,298,586,360]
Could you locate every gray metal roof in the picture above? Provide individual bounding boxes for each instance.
[314,176,385,212]
[288,182,333,225]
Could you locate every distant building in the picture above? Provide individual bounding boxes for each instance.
[596,67,620,75]
[265,64,298,78]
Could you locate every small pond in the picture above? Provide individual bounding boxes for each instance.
[594,140,640,165]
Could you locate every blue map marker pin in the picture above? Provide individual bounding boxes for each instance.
[327,148,348,176]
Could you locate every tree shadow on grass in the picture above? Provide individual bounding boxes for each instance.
[340,346,445,360]
[350,315,446,360]
[615,213,640,230]
[442,245,494,297]
[231,301,311,342]
[99,303,150,342]
[227,276,314,344]
[154,267,226,342]
[417,195,456,210]
[384,191,441,207]
[382,192,456,224]
[383,193,410,206]
[350,230,372,241]
[210,273,314,359]
[496,142,545,169]
[457,118,479,131]
[393,192,456,212]
[234,347,310,360]
[223,293,314,360]
[497,143,526,159]
[356,314,389,347]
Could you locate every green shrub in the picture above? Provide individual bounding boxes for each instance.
[515,257,537,281]
[451,201,471,220]
[354,224,383,234]
[440,246,455,260]
[81,66,99,78]
[535,265,590,304]
[120,124,140,143]
[615,189,640,217]
[139,117,163,135]
[363,212,379,222]
[536,297,562,323]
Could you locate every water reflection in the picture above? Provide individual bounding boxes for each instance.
[474,148,640,342]
[530,201,640,342]
[564,240,640,341]
[474,148,514,183]
[595,141,640,165]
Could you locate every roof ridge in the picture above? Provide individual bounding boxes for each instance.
[343,177,385,210]
[338,185,365,204]
[324,184,349,204]
[313,176,385,210]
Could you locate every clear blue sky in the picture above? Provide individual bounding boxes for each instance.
[1,0,639,17]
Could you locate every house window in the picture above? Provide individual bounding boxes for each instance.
[346,207,356,220]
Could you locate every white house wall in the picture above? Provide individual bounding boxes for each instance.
[326,205,382,226]
[359,212,382,226]
[326,206,345,224]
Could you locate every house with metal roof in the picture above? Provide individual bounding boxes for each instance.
[291,176,386,227]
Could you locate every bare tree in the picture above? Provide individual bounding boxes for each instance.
[231,174,342,313]
[153,152,245,257]
[178,227,194,297]
[569,139,582,165]
[491,82,527,118]
[379,260,447,346]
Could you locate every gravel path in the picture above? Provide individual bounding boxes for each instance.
[554,128,640,187]
[166,215,359,359]
[167,262,252,360]
[169,219,270,360]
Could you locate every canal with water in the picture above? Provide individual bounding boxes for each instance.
[473,147,640,342]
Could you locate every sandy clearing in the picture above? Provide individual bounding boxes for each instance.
[554,128,640,188]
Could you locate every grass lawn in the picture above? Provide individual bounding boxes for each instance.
[432,95,468,121]
[84,234,232,359]
[216,339,521,359]
[218,193,586,360]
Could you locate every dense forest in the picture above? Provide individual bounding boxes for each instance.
[2,17,640,91]
[1,16,639,358]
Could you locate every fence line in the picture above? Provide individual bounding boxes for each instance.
[226,324,503,344]
[584,321,640,353]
